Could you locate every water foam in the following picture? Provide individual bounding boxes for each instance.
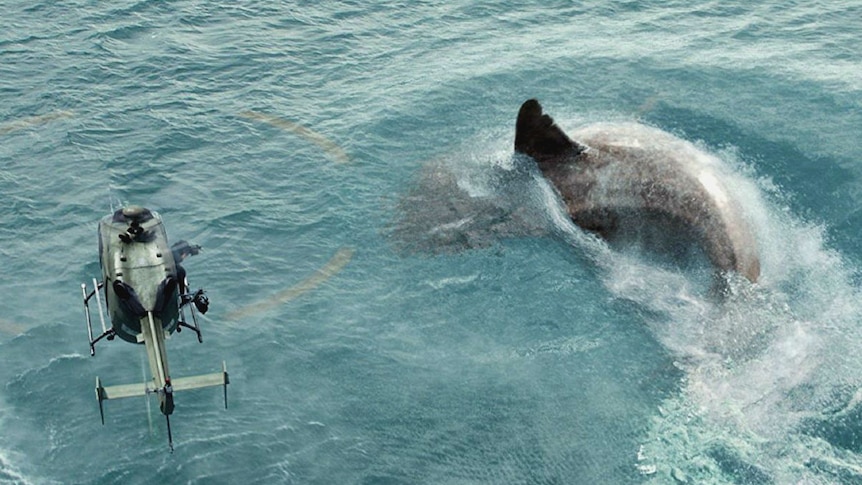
[0,398,37,485]
[536,135,862,483]
[414,123,862,482]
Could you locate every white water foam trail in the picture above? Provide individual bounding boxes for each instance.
[0,398,37,485]
[519,127,862,482]
[450,127,862,482]
[0,455,32,485]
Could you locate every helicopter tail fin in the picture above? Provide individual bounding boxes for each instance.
[95,361,230,424]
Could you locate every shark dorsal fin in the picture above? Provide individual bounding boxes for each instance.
[514,99,584,164]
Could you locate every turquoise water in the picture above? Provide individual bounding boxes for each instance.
[2,1,862,483]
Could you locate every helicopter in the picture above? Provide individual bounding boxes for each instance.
[81,205,229,451]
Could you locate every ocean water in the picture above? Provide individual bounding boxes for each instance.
[2,1,862,483]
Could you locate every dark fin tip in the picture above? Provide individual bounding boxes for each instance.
[514,99,583,163]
